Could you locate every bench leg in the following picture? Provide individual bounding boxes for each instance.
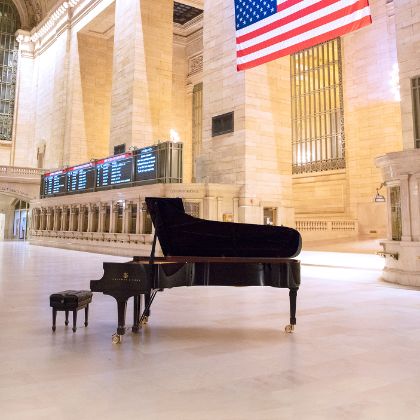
[52,308,57,332]
[72,310,77,332]
[65,310,69,326]
[84,305,89,327]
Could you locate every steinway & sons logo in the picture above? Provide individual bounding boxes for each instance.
[112,272,142,282]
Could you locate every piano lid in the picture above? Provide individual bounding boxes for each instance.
[145,197,302,259]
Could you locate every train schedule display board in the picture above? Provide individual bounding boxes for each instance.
[96,153,133,189]
[42,170,67,197]
[66,162,96,193]
[135,146,158,183]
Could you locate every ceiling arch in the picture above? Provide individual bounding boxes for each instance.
[12,0,56,29]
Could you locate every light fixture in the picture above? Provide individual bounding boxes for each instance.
[374,183,386,203]
[170,129,180,143]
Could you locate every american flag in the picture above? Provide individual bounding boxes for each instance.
[236,0,372,71]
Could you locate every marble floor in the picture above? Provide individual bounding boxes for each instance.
[1,242,420,420]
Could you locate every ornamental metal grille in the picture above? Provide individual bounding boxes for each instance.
[412,77,420,149]
[192,83,203,180]
[183,201,200,218]
[291,38,345,174]
[390,186,402,241]
[0,0,19,142]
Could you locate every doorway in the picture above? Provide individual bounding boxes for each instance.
[13,200,29,240]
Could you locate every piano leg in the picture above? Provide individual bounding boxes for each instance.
[132,295,142,333]
[142,292,151,324]
[285,288,298,333]
[112,298,128,344]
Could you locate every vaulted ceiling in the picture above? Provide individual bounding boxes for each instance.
[13,0,204,29]
[13,0,57,28]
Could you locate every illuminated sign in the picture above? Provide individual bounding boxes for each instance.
[96,153,133,188]
[66,162,96,193]
[135,146,158,183]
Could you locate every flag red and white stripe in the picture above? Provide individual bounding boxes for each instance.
[236,0,372,71]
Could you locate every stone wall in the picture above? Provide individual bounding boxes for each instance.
[394,0,420,150]
[293,0,404,237]
[77,33,113,161]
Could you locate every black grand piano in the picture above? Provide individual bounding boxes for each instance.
[91,197,302,343]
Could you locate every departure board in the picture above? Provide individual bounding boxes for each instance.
[66,162,96,193]
[43,171,67,196]
[135,146,158,182]
[96,153,133,188]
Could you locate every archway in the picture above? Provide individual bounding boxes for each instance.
[0,193,30,240]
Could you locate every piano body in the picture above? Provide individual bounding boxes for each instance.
[91,197,302,343]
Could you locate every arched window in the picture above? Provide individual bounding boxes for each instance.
[0,0,20,141]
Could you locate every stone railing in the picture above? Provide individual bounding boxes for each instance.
[0,166,44,178]
[296,219,358,240]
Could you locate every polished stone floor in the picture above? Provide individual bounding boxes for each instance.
[1,242,420,420]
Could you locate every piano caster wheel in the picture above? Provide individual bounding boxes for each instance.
[285,324,295,333]
[112,333,122,344]
[141,316,149,325]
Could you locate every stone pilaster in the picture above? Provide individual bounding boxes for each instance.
[13,31,36,167]
[109,0,174,151]
[201,0,293,225]
[137,199,143,234]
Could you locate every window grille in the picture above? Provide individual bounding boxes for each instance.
[141,203,153,234]
[184,201,200,218]
[192,83,203,180]
[291,38,345,174]
[412,77,420,149]
[390,186,402,241]
[212,112,234,137]
[0,0,19,142]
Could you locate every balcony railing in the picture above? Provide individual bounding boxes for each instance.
[0,166,44,178]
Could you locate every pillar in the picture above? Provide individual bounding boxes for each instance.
[201,0,293,225]
[109,0,174,151]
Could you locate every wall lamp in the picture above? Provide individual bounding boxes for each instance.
[374,182,386,203]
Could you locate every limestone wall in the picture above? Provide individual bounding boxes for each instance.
[393,0,420,150]
[293,0,404,237]
[77,33,113,161]
[201,0,293,226]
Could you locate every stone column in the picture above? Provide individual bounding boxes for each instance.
[217,197,223,222]
[40,208,46,230]
[233,198,239,223]
[123,201,132,234]
[61,206,69,231]
[109,202,118,233]
[12,31,36,167]
[32,208,39,230]
[78,206,87,233]
[46,208,53,231]
[109,0,174,151]
[136,198,143,234]
[53,207,61,231]
[69,206,77,231]
[98,203,106,233]
[203,196,217,220]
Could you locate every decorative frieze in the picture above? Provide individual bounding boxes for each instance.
[188,54,203,76]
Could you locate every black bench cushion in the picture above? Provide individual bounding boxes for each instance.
[50,290,93,308]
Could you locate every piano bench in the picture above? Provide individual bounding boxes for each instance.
[49,290,93,333]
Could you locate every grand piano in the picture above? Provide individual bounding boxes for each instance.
[91,197,302,343]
